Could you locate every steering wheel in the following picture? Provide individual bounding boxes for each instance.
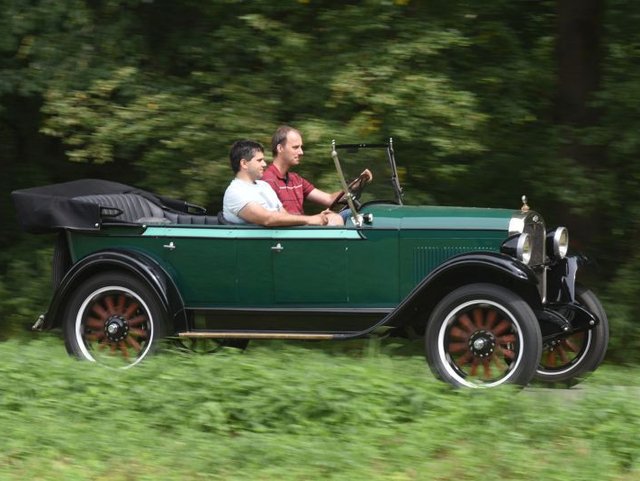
[330,171,370,210]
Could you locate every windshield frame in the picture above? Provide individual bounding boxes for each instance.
[331,139,404,219]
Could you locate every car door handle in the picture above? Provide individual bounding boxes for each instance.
[271,242,284,253]
[163,241,176,250]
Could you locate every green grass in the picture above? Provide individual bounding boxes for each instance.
[1,336,639,480]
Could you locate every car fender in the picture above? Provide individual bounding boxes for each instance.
[44,249,187,332]
[546,255,586,303]
[382,251,542,329]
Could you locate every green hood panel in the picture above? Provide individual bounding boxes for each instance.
[364,204,515,231]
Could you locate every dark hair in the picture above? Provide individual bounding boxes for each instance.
[271,125,300,156]
[229,140,264,173]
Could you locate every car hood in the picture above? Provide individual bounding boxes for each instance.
[363,204,515,231]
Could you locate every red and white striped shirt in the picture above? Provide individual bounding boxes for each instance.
[261,163,315,215]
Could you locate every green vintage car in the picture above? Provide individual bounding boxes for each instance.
[11,140,609,388]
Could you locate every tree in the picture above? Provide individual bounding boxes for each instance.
[2,0,640,359]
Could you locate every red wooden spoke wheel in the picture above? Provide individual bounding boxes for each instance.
[63,272,167,368]
[539,333,587,370]
[534,286,609,386]
[426,284,541,388]
[445,306,519,384]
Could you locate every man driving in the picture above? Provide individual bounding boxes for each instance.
[262,125,372,226]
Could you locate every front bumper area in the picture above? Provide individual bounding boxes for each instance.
[537,255,599,341]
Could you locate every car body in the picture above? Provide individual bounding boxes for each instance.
[11,141,609,388]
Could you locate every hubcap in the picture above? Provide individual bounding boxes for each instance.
[105,316,129,342]
[469,330,496,358]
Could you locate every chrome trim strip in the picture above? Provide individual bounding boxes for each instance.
[178,331,338,340]
[142,226,362,240]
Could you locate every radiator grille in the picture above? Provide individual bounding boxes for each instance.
[523,219,546,267]
[521,212,547,301]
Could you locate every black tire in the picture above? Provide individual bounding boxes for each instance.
[425,283,542,388]
[63,271,168,368]
[534,286,609,386]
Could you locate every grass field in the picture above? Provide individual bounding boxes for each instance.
[1,335,638,480]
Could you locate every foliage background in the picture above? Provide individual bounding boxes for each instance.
[1,0,639,359]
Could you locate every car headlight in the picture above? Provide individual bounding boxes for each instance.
[518,233,532,265]
[501,233,532,265]
[546,227,569,260]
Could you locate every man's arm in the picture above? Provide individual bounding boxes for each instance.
[306,169,374,207]
[306,188,341,208]
[238,202,328,227]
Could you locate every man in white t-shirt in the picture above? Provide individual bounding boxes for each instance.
[222,140,330,226]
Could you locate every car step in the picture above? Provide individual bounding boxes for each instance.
[177,331,339,340]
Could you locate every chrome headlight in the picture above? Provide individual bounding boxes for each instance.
[501,233,532,265]
[546,227,569,260]
[518,233,532,264]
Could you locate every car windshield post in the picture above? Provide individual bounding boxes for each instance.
[331,140,364,227]
[386,138,404,205]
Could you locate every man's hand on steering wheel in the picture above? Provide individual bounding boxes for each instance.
[352,169,373,189]
[330,169,373,210]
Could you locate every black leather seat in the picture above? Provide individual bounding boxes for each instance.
[162,210,220,225]
[74,193,219,225]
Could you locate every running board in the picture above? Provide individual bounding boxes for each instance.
[178,331,340,340]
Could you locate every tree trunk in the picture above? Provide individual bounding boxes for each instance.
[555,0,604,248]
[556,0,604,134]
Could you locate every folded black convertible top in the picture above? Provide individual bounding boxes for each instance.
[11,179,196,234]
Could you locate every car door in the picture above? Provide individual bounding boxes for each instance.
[142,224,239,306]
[145,224,355,307]
[270,227,355,305]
